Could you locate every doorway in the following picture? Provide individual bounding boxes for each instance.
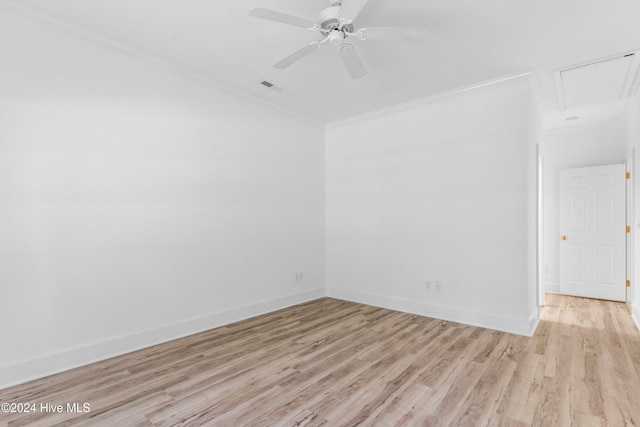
[539,122,630,305]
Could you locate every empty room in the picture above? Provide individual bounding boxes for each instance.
[1,0,640,425]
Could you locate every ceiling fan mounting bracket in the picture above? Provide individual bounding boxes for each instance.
[353,28,368,40]
[337,43,352,53]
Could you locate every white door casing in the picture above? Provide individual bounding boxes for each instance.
[626,155,634,304]
[559,164,626,301]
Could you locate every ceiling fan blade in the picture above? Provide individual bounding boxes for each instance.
[338,43,367,79]
[274,42,323,69]
[337,0,369,23]
[249,7,316,29]
[359,27,427,42]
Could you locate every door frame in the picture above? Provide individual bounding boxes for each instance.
[626,151,634,304]
[538,150,545,306]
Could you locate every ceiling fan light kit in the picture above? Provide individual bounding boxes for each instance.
[249,0,425,79]
[328,30,345,45]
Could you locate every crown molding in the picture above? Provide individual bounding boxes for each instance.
[0,0,324,129]
[327,71,536,129]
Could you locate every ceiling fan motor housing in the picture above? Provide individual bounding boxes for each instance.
[318,6,354,36]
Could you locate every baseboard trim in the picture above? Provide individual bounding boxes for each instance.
[0,288,324,390]
[528,309,540,336]
[326,287,537,337]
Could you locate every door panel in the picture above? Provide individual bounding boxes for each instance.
[560,164,626,301]
[570,195,586,231]
[568,245,586,283]
[595,193,614,232]
[595,245,614,285]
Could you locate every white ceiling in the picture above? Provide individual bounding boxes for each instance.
[3,0,640,124]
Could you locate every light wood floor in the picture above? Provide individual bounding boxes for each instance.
[1,294,639,426]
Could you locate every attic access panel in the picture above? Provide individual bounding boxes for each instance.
[555,52,640,109]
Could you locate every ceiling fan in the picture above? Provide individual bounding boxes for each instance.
[249,0,424,79]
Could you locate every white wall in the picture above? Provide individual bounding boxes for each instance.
[541,121,627,294]
[0,10,325,389]
[627,95,640,327]
[325,76,539,336]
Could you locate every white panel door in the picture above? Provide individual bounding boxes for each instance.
[559,164,626,301]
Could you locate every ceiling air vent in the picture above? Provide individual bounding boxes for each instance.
[259,80,283,93]
[554,52,640,109]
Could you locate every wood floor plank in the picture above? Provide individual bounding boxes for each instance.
[451,356,518,426]
[1,294,639,426]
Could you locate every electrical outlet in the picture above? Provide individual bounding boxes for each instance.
[435,281,442,292]
[295,272,304,282]
[424,280,433,290]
